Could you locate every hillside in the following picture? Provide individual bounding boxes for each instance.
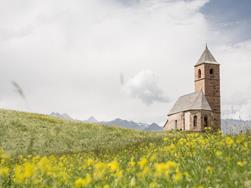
[0,109,164,156]
[0,109,250,187]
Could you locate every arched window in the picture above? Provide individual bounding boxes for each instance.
[204,116,208,127]
[198,69,201,78]
[193,115,197,127]
[175,120,178,130]
[210,68,214,75]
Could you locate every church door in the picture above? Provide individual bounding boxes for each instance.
[204,116,208,128]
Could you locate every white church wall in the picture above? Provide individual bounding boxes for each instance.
[165,112,183,130]
[184,112,191,130]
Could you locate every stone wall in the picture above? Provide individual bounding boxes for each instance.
[165,110,213,131]
[189,111,202,131]
[164,112,184,130]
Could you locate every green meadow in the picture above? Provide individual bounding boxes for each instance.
[0,109,250,187]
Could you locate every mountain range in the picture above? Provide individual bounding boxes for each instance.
[49,112,251,134]
[221,119,251,134]
[49,112,163,131]
[50,112,73,120]
[99,118,163,131]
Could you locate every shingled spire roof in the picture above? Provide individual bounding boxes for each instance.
[168,91,212,115]
[196,45,218,65]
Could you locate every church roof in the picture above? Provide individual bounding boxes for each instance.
[168,91,212,115]
[196,45,218,65]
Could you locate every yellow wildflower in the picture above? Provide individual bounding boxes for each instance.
[0,167,9,176]
[215,150,222,157]
[184,171,191,181]
[14,165,25,184]
[196,186,204,188]
[108,160,119,172]
[37,157,52,174]
[143,166,150,175]
[128,160,136,167]
[237,161,247,167]
[23,162,35,178]
[75,175,92,188]
[164,144,176,153]
[137,166,150,178]
[163,137,168,142]
[0,152,10,161]
[103,185,110,188]
[85,158,95,166]
[150,154,157,162]
[94,162,107,179]
[236,135,245,144]
[95,161,106,170]
[225,137,234,146]
[173,170,182,182]
[116,170,123,178]
[155,163,169,176]
[206,166,213,174]
[154,161,177,177]
[166,161,177,169]
[138,158,148,169]
[244,142,248,150]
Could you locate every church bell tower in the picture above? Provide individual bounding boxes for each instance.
[194,45,221,129]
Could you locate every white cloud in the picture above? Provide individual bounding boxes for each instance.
[0,0,250,123]
[123,70,168,105]
[215,40,251,120]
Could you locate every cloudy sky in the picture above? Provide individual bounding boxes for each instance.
[0,0,251,124]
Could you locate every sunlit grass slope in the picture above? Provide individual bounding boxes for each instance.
[0,109,164,156]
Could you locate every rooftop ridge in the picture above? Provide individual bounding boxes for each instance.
[168,91,211,115]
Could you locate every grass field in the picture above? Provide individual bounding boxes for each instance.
[0,109,164,156]
[0,109,251,187]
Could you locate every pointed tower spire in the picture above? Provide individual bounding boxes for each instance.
[196,44,218,65]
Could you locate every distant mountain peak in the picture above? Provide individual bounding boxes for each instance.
[144,122,163,131]
[87,116,98,123]
[101,118,162,131]
[49,112,73,120]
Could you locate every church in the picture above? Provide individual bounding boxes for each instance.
[164,46,221,131]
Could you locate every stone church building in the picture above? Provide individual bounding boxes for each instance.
[164,46,221,131]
